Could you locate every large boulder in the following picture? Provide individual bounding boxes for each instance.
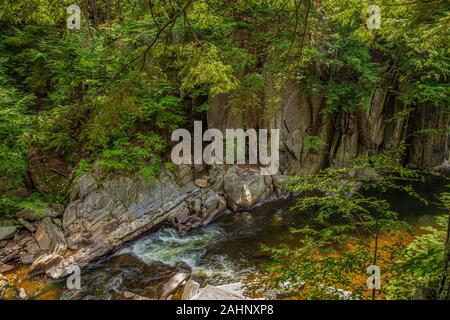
[223,166,273,211]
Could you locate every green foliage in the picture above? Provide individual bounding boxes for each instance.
[386,215,448,299]
[303,135,327,152]
[96,133,166,182]
[260,149,426,299]
[75,159,93,179]
[0,85,33,190]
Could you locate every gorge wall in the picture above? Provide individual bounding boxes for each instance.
[207,78,449,175]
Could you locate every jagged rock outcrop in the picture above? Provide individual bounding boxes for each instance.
[0,163,291,280]
[40,165,287,279]
[208,80,449,175]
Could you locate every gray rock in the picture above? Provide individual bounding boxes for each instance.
[0,233,39,264]
[35,217,67,255]
[17,218,36,233]
[46,166,285,279]
[0,226,17,241]
[223,166,273,211]
[78,173,98,199]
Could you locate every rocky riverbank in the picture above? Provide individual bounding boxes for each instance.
[0,164,291,292]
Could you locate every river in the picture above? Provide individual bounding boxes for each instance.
[22,176,448,299]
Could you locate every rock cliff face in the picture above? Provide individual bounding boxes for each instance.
[207,80,449,175]
[0,165,289,279]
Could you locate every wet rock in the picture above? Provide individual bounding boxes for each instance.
[35,217,67,255]
[47,241,113,279]
[0,225,17,241]
[59,254,186,300]
[159,272,190,300]
[28,253,63,276]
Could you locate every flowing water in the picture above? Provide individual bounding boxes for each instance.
[21,176,449,299]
